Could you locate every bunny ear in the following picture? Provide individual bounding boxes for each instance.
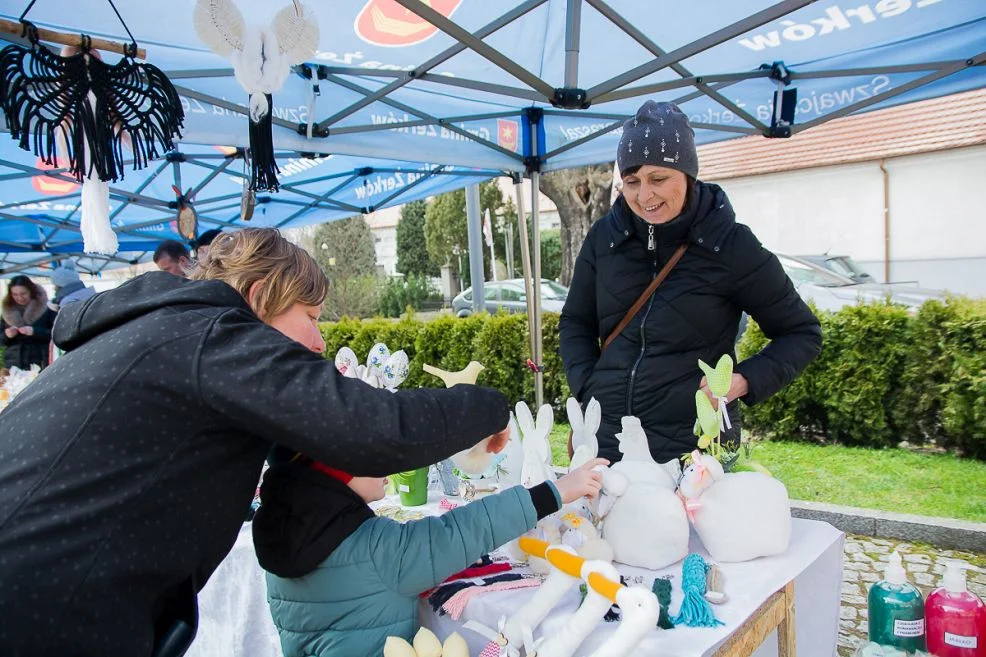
[584,397,602,436]
[535,404,554,437]
[566,397,583,431]
[515,401,535,436]
[381,350,409,389]
[334,347,359,377]
[695,390,720,439]
[367,343,391,378]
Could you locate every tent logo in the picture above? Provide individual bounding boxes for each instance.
[32,157,80,196]
[497,119,519,152]
[355,0,462,47]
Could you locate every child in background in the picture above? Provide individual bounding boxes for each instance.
[253,456,607,657]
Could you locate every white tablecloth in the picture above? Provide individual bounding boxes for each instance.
[185,492,844,657]
[185,523,283,657]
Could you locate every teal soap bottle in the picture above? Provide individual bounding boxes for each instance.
[867,550,927,651]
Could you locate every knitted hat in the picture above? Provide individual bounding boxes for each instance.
[50,266,81,289]
[310,460,354,484]
[617,101,698,179]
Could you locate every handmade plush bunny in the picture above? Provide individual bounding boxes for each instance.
[512,401,561,573]
[678,450,792,562]
[334,344,408,392]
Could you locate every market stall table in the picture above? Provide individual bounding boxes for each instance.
[185,490,843,657]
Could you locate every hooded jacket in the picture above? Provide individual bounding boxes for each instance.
[255,462,561,657]
[560,182,821,463]
[0,271,509,657]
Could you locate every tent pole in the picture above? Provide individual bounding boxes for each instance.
[564,0,581,87]
[513,177,537,396]
[531,175,543,408]
[465,183,486,314]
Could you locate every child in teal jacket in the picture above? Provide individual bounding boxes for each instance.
[253,457,605,657]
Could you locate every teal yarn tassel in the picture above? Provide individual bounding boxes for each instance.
[651,577,674,629]
[672,554,724,628]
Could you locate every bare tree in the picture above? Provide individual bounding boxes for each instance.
[538,163,614,286]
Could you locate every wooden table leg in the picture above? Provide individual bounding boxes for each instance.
[777,580,797,657]
[711,580,796,657]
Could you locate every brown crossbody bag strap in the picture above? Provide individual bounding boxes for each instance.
[600,242,688,353]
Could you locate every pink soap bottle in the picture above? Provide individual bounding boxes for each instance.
[925,561,986,657]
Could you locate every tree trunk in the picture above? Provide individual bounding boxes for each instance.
[539,163,614,286]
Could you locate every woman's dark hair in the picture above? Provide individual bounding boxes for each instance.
[2,275,42,309]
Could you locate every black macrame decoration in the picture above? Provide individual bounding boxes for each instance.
[0,22,184,184]
[248,93,279,192]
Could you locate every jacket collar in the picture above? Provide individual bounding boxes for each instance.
[604,181,736,253]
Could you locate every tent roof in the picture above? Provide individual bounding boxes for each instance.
[0,0,984,274]
[697,87,986,180]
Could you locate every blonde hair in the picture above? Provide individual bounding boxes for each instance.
[188,228,327,321]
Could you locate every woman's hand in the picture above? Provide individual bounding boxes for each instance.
[554,458,608,504]
[484,426,511,454]
[17,326,33,337]
[699,373,748,409]
[5,327,19,338]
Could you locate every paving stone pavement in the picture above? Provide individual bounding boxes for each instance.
[837,534,986,656]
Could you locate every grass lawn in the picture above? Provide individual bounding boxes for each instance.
[548,422,986,524]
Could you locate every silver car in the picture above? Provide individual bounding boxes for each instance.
[777,254,947,313]
[453,279,569,317]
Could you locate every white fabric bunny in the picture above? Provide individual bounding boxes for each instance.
[678,451,792,562]
[516,401,556,488]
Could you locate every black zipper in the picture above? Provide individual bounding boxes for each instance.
[627,249,661,415]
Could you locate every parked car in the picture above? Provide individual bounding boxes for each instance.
[795,254,875,283]
[452,278,568,317]
[776,254,947,313]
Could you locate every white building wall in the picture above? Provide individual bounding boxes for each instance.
[711,145,986,298]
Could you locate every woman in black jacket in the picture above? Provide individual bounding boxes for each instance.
[1,274,56,370]
[0,228,510,657]
[560,101,821,465]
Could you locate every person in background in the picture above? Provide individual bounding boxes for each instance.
[0,228,511,657]
[192,228,223,261]
[1,274,56,370]
[49,265,96,311]
[560,100,821,466]
[153,239,192,277]
[255,455,607,657]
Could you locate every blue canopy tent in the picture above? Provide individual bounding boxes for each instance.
[1,0,984,401]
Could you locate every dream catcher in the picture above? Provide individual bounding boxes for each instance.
[172,186,198,241]
[0,2,184,254]
[193,0,319,193]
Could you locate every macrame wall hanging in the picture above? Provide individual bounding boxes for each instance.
[193,0,319,193]
[0,1,184,255]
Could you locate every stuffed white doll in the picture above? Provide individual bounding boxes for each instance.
[678,450,792,562]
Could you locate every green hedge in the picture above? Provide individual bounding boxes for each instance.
[320,312,571,412]
[322,299,986,459]
[738,298,986,459]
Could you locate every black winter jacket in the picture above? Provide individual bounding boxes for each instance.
[0,272,509,657]
[559,182,821,463]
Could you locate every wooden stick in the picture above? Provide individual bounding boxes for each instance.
[0,18,146,59]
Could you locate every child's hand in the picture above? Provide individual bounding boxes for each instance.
[554,458,608,504]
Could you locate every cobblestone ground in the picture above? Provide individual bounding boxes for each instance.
[837,535,986,656]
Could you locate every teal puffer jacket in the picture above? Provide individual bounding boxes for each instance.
[266,484,556,657]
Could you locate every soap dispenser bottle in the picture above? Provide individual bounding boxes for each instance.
[867,550,926,651]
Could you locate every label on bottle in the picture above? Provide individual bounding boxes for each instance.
[398,484,410,493]
[944,632,978,649]
[893,618,925,638]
